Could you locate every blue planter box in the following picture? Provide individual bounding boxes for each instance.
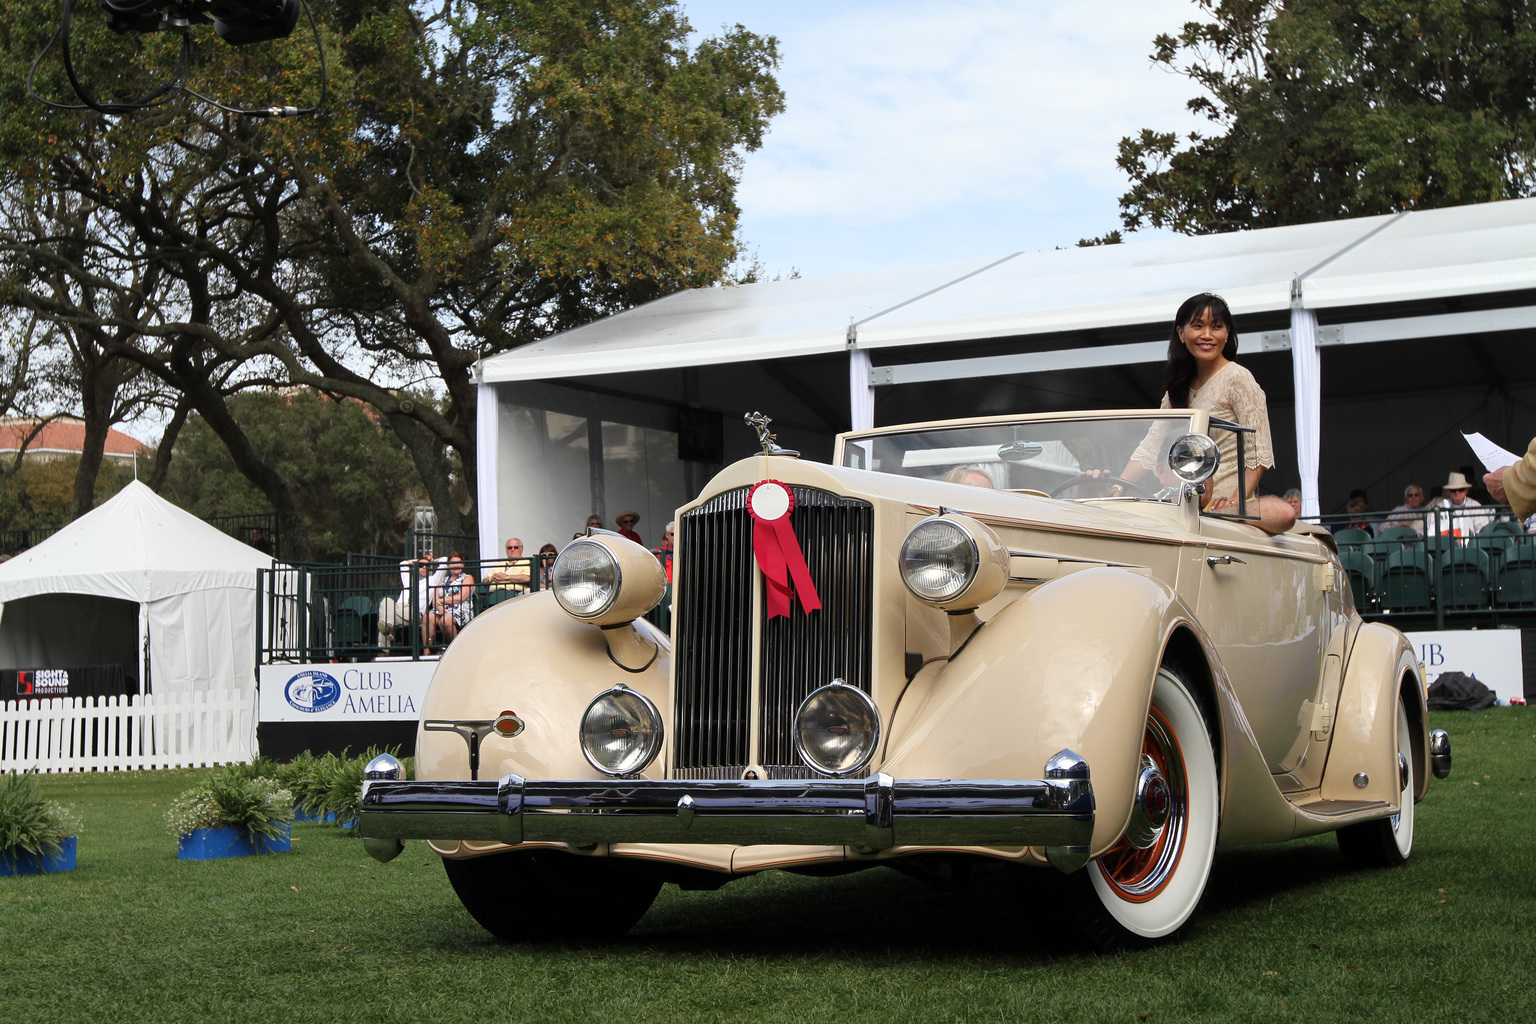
[292,805,335,823]
[177,824,291,860]
[0,836,77,875]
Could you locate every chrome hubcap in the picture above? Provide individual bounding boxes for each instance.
[1125,754,1171,850]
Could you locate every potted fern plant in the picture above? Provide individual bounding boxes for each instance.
[0,770,81,875]
[166,769,294,860]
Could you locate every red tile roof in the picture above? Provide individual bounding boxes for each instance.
[0,418,151,457]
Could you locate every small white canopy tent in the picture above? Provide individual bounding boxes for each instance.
[0,481,270,700]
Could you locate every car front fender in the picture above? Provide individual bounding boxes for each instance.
[415,592,671,784]
[879,566,1205,856]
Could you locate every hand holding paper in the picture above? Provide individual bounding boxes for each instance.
[1463,432,1519,473]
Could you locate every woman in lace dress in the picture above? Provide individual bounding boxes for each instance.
[1124,293,1296,535]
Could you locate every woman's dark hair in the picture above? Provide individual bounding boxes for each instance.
[1164,292,1239,407]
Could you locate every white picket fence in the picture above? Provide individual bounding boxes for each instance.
[0,690,256,773]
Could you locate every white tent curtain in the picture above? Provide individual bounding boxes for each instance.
[1290,299,1322,518]
[849,347,874,430]
[475,380,500,564]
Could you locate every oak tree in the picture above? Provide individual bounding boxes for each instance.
[0,0,783,552]
[1117,0,1536,234]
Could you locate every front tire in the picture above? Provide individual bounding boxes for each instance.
[1336,693,1415,868]
[1070,665,1219,949]
[443,849,662,942]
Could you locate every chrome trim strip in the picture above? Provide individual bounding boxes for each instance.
[360,770,1095,857]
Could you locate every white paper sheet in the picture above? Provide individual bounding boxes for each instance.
[1463,431,1520,472]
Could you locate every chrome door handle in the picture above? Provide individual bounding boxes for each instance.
[1206,554,1246,567]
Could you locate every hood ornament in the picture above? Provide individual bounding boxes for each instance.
[744,411,798,457]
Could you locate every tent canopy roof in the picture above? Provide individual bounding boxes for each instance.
[481,198,1536,384]
[0,481,270,605]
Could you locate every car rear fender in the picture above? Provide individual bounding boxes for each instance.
[880,566,1215,856]
[1322,622,1426,805]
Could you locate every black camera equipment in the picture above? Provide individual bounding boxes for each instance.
[29,0,324,117]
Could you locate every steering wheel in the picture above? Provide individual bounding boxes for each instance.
[1048,474,1155,499]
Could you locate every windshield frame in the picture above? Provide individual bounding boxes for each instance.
[835,409,1214,503]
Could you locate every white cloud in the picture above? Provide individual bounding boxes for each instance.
[683,0,1210,274]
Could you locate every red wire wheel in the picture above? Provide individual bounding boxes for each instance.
[1094,706,1188,902]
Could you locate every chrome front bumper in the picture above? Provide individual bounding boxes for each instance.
[359,749,1097,872]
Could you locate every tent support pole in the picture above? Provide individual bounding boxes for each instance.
[1290,283,1322,519]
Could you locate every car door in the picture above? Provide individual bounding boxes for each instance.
[1193,516,1335,774]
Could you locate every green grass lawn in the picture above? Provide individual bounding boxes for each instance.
[3,709,1532,1024]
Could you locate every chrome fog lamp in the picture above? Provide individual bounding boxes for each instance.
[552,539,621,618]
[900,518,978,603]
[794,680,881,776]
[1168,433,1219,485]
[579,684,663,777]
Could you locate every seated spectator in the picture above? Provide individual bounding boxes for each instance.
[424,551,475,653]
[1282,488,1302,517]
[652,521,675,583]
[1331,496,1376,536]
[584,514,604,533]
[537,543,558,588]
[248,525,273,555]
[616,510,643,545]
[385,553,443,650]
[1429,472,1492,537]
[484,537,531,593]
[1459,464,1493,505]
[1383,484,1428,534]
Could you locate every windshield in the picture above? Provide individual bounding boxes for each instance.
[840,415,1199,502]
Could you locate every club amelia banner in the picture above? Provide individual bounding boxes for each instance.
[258,662,438,723]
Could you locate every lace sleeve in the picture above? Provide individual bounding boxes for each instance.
[1129,392,1174,471]
[1226,368,1275,469]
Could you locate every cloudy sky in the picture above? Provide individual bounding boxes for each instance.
[680,0,1210,278]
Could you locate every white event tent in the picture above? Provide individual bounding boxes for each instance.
[475,198,1536,556]
[0,481,271,700]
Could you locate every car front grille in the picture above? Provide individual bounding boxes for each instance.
[673,485,874,777]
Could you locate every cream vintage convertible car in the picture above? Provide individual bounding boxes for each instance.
[360,409,1451,948]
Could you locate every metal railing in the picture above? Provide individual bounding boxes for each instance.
[1,513,278,557]
[257,555,555,663]
[0,525,63,554]
[1307,504,1536,628]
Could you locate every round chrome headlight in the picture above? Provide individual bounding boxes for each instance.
[1168,433,1219,485]
[552,540,621,618]
[579,684,663,777]
[900,518,978,602]
[794,680,881,776]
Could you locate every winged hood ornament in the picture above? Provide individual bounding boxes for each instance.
[744,411,798,457]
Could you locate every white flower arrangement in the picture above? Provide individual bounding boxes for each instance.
[165,773,293,841]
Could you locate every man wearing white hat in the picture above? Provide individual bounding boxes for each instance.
[1428,471,1493,537]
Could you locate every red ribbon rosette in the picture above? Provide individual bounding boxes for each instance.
[748,480,822,619]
